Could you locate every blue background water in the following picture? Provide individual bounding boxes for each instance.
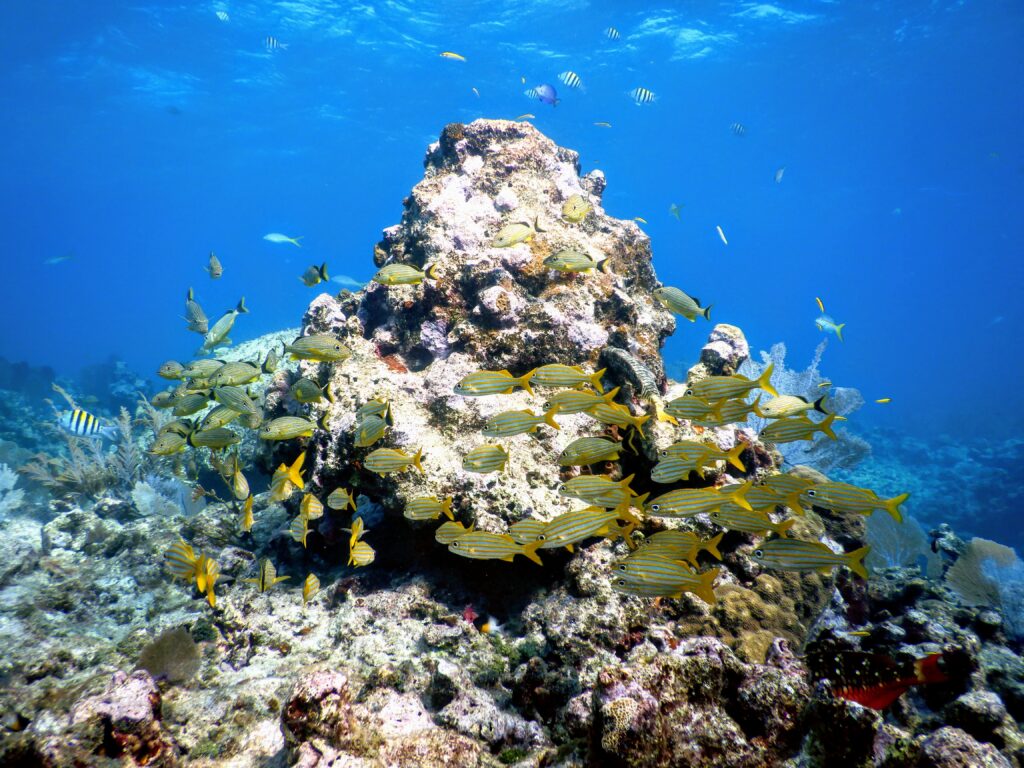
[1,0,1021,448]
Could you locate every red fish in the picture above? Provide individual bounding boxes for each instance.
[814,651,950,710]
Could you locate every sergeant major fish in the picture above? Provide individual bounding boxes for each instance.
[59,409,118,440]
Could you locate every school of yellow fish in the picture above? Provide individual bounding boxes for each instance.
[157,167,908,612]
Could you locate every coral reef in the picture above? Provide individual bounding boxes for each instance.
[0,121,1020,768]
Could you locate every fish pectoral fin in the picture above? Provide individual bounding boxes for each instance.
[818,566,835,575]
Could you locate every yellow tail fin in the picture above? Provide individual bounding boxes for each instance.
[729,480,753,511]
[776,517,796,537]
[411,448,424,474]
[518,369,536,397]
[521,540,544,566]
[726,443,746,472]
[758,362,779,398]
[441,497,454,521]
[845,545,869,579]
[783,491,806,516]
[703,532,724,561]
[590,368,606,394]
[288,452,306,490]
[835,323,845,342]
[543,404,561,429]
[819,413,837,440]
[601,386,621,403]
[689,568,719,605]
[883,493,908,523]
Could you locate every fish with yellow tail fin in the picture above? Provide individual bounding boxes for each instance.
[284,334,351,362]
[187,427,241,450]
[291,378,328,404]
[876,398,892,404]
[694,396,764,427]
[348,516,366,552]
[751,539,870,579]
[816,296,825,312]
[299,262,329,287]
[584,402,649,430]
[349,541,376,567]
[611,554,719,604]
[195,554,220,607]
[664,394,721,422]
[364,447,424,476]
[462,444,510,474]
[302,574,320,606]
[561,194,592,223]
[815,314,846,342]
[440,51,466,61]
[300,493,324,520]
[544,386,620,415]
[709,503,796,536]
[356,399,392,422]
[372,262,438,286]
[231,466,249,500]
[165,539,200,582]
[646,483,753,517]
[354,414,388,447]
[448,532,543,565]
[800,482,908,523]
[532,364,605,391]
[455,369,537,397]
[686,363,779,400]
[158,361,185,380]
[482,407,560,437]
[405,496,454,522]
[240,495,254,532]
[640,531,724,567]
[290,515,311,547]
[245,559,289,592]
[509,519,547,545]
[661,440,746,472]
[435,520,473,545]
[534,507,624,552]
[759,413,838,444]
[652,287,712,322]
[259,416,317,441]
[557,436,621,466]
[650,454,704,484]
[149,431,188,456]
[326,487,356,511]
[269,451,306,502]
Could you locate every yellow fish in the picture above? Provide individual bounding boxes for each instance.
[300,493,324,520]
[561,194,592,223]
[240,495,254,532]
[349,541,376,567]
[440,51,466,61]
[348,516,366,551]
[244,558,289,592]
[633,217,647,224]
[327,487,356,511]
[290,515,310,547]
[816,296,825,312]
[876,398,892,404]
[302,573,320,606]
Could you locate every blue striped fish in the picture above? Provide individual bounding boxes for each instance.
[364,447,424,476]
[694,396,764,427]
[544,386,620,415]
[641,530,724,566]
[455,369,536,397]
[764,474,816,514]
[650,455,702,484]
[686,363,778,401]
[435,521,473,545]
[532,364,606,391]
[584,402,650,430]
[800,482,908,523]
[534,507,623,552]
[646,483,752,517]
[751,539,869,579]
[509,519,548,545]
[59,409,117,439]
[350,541,376,567]
[759,413,837,444]
[404,496,454,521]
[354,414,388,447]
[661,441,746,472]
[708,503,795,536]
[290,515,310,547]
[482,407,560,437]
[462,444,510,473]
[664,395,720,422]
[558,436,621,466]
[448,532,543,565]
[612,554,719,603]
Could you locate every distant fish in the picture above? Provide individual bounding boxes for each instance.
[561,194,592,223]
[206,252,223,279]
[633,216,647,224]
[523,88,539,100]
[716,225,728,245]
[300,262,329,287]
[515,113,535,120]
[629,87,656,105]
[533,83,559,106]
[521,76,526,84]
[593,121,612,128]
[44,253,73,265]
[263,232,302,246]
[245,558,289,592]
[240,496,254,532]
[669,203,681,220]
[302,573,320,606]
[816,296,825,312]
[559,71,583,89]
[815,314,846,342]
[215,10,229,22]
[184,287,209,334]
[59,409,118,440]
[265,36,287,52]
[331,274,366,289]
[605,26,621,40]
[731,122,746,137]
[875,398,892,404]
[775,166,786,183]
[472,87,480,97]
[440,51,466,61]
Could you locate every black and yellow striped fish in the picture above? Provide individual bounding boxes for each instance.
[59,409,116,439]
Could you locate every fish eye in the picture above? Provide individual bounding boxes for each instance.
[754,549,763,557]
[452,541,461,548]
[543,402,551,409]
[617,564,627,571]
[616,579,626,586]
[538,534,546,541]
[808,489,816,497]
[685,389,693,396]
[651,504,660,512]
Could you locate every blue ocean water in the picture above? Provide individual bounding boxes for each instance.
[1,2,1021,437]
